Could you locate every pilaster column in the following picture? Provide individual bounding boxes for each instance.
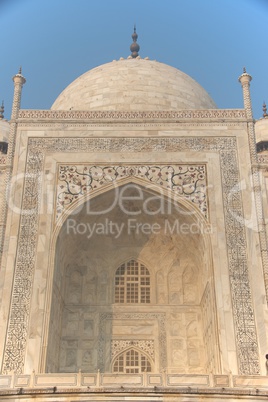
[239,69,268,301]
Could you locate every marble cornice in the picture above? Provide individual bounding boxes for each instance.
[0,384,267,399]
[17,109,247,122]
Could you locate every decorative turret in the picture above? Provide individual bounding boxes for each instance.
[11,67,26,120]
[130,26,140,58]
[238,67,253,120]
[0,100,9,145]
[7,67,26,164]
[255,101,268,153]
[263,101,268,118]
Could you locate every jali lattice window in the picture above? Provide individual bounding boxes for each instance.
[115,259,150,303]
[113,349,152,373]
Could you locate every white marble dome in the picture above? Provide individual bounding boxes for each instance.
[51,58,216,111]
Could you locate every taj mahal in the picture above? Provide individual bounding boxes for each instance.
[0,28,268,401]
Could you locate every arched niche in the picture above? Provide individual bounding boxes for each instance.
[45,181,220,374]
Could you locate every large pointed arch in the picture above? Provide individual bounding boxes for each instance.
[43,179,219,374]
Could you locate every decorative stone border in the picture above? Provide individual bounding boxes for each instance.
[18,109,247,121]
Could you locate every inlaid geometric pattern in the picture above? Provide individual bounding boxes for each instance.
[18,109,247,120]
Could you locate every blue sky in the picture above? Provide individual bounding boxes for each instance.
[1,0,268,119]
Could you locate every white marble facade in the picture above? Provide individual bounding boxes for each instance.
[0,57,268,401]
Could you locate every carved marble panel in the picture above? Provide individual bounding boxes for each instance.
[99,313,166,372]
[111,340,155,360]
[56,164,208,220]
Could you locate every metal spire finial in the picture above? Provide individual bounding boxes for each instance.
[130,26,140,58]
[0,101,4,119]
[243,67,246,73]
[18,66,22,75]
[263,101,268,118]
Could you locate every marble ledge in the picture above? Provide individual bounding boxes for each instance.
[1,373,268,390]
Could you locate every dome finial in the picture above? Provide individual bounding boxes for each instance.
[130,25,140,58]
[263,101,268,118]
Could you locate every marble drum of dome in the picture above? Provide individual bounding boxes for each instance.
[51,58,217,111]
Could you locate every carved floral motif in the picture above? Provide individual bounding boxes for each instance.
[57,164,207,219]
[111,340,155,360]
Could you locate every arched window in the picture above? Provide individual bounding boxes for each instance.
[114,259,150,303]
[113,349,152,373]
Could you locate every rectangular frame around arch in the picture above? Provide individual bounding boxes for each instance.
[1,136,260,375]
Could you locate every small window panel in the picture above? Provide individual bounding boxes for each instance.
[113,349,152,373]
[115,259,150,304]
